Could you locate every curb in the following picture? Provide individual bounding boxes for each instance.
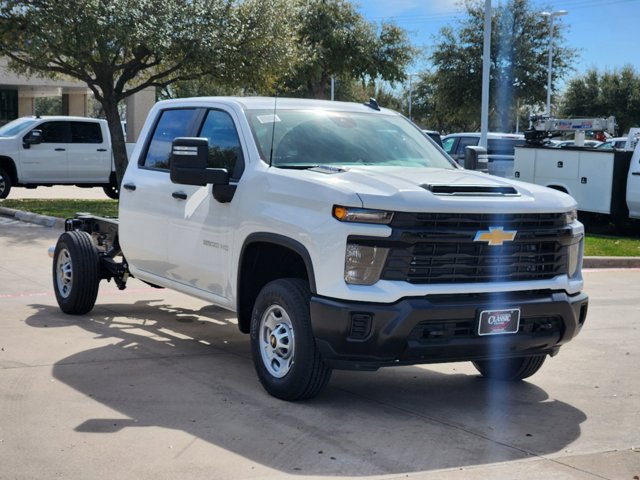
[583,256,640,269]
[2,207,640,269]
[0,206,66,229]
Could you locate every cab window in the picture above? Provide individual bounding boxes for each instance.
[143,109,197,170]
[37,122,69,143]
[198,110,244,179]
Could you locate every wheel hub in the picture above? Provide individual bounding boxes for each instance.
[259,305,295,378]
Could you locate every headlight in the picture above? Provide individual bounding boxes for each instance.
[345,244,389,285]
[333,205,393,224]
[564,209,578,225]
[568,236,583,278]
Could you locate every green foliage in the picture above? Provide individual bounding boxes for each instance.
[0,0,298,183]
[282,0,414,99]
[560,66,640,135]
[35,97,62,116]
[413,0,576,132]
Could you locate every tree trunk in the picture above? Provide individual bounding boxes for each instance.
[103,100,128,188]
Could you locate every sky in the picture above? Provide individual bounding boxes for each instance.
[357,0,639,90]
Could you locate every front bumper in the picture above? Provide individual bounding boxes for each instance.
[310,290,588,370]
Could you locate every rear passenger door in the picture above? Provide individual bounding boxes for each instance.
[66,121,111,183]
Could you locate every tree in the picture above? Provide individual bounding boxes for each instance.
[560,66,640,136]
[0,0,297,185]
[282,0,414,99]
[414,0,576,133]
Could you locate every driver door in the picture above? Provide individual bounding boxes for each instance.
[19,121,69,182]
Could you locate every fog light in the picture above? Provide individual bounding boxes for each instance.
[345,244,389,285]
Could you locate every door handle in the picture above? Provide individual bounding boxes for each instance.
[54,148,66,151]
[97,148,107,152]
[172,191,188,200]
[123,183,136,191]
[632,172,640,176]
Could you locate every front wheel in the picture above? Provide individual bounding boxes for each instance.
[0,167,12,199]
[250,278,332,401]
[53,231,101,315]
[473,355,547,381]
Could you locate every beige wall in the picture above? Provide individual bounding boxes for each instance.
[125,87,156,142]
[2,58,155,138]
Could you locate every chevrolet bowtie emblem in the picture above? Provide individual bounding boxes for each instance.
[474,227,517,246]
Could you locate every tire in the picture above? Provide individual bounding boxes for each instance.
[52,231,101,315]
[250,278,332,401]
[473,355,547,381]
[0,167,12,199]
[103,181,119,200]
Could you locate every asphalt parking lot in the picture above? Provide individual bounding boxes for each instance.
[1,216,639,480]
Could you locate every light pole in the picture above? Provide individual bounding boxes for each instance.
[541,10,567,117]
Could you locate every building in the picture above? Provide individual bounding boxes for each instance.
[0,58,154,142]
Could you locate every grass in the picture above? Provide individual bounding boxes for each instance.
[2,199,640,256]
[0,199,118,219]
[584,235,640,257]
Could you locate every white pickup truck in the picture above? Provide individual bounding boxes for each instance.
[0,116,134,199]
[50,97,589,400]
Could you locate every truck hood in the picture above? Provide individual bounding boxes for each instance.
[296,166,577,213]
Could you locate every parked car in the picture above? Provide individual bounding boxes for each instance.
[422,129,442,147]
[596,137,628,150]
[441,132,525,177]
[550,140,603,148]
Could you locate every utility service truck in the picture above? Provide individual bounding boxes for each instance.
[0,116,134,199]
[515,119,640,227]
[50,97,589,400]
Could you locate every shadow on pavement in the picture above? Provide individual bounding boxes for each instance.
[26,301,586,476]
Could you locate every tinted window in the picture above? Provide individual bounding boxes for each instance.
[198,110,244,178]
[455,137,479,155]
[71,122,103,143]
[38,122,69,143]
[143,109,197,170]
[487,138,524,155]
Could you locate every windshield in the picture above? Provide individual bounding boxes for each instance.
[246,109,455,169]
[0,118,39,137]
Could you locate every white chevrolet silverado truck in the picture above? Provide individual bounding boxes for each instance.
[0,116,133,199]
[50,97,589,400]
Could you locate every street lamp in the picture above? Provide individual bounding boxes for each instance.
[541,9,568,117]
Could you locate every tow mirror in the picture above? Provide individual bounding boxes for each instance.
[170,137,229,186]
[23,129,43,148]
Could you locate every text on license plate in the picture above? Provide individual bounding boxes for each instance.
[478,308,521,336]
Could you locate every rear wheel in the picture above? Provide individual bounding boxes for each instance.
[0,167,12,199]
[473,355,547,381]
[53,231,101,315]
[250,278,332,401]
[103,181,119,200]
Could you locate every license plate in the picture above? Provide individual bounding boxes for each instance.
[478,308,521,336]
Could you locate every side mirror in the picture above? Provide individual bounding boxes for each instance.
[169,137,229,186]
[23,129,43,148]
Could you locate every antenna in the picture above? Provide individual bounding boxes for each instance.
[268,93,278,167]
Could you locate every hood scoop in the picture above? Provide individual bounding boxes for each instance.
[309,165,349,174]
[423,184,520,196]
